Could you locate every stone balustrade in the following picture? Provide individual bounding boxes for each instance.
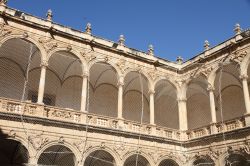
[0,97,247,141]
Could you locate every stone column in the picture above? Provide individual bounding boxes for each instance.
[240,74,250,126]
[177,98,188,131]
[117,76,124,119]
[207,85,217,134]
[81,72,88,112]
[240,74,250,114]
[37,60,48,104]
[207,85,217,123]
[149,89,155,125]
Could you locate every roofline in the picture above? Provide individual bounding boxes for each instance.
[1,6,250,72]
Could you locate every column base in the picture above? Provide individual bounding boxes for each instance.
[210,122,218,134]
[117,118,124,130]
[36,102,44,105]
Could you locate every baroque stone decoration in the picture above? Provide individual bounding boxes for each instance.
[0,4,249,166]
[28,135,49,150]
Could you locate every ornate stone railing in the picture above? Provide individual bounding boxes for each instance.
[187,117,246,139]
[0,97,248,141]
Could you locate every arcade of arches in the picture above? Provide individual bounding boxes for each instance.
[0,5,250,166]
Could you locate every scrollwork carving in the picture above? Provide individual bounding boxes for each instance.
[0,23,11,37]
[38,37,58,53]
[116,59,128,74]
[230,50,248,64]
[148,69,159,81]
[28,135,49,150]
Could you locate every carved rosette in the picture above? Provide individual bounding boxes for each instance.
[28,135,49,150]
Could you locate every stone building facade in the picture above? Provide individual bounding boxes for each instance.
[0,1,250,166]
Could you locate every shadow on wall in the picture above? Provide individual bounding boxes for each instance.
[0,128,28,166]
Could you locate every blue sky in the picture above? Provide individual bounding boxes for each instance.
[8,1,250,61]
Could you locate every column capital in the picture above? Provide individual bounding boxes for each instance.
[117,81,124,87]
[207,84,215,92]
[148,89,155,95]
[117,76,124,87]
[240,74,248,80]
[177,97,187,102]
[40,60,48,67]
[82,72,89,78]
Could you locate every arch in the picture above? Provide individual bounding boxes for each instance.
[123,151,154,166]
[153,77,177,91]
[47,47,86,69]
[187,75,211,129]
[207,63,245,123]
[154,78,179,129]
[89,59,121,77]
[156,155,181,166]
[240,51,250,76]
[218,150,250,166]
[225,153,250,166]
[0,130,29,165]
[192,155,215,166]
[0,34,46,62]
[37,142,78,166]
[88,62,118,117]
[84,150,117,166]
[123,69,151,89]
[82,146,120,166]
[0,37,43,102]
[158,159,179,166]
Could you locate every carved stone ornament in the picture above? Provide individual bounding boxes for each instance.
[73,141,87,153]
[134,64,143,72]
[240,140,250,154]
[40,60,48,67]
[8,130,16,138]
[28,135,49,150]
[84,52,96,62]
[148,69,159,81]
[113,143,126,158]
[100,142,106,149]
[148,151,159,164]
[58,136,64,144]
[22,32,28,38]
[201,66,213,78]
[0,23,11,37]
[116,59,128,74]
[38,37,58,53]
[230,50,248,64]
[207,84,215,92]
